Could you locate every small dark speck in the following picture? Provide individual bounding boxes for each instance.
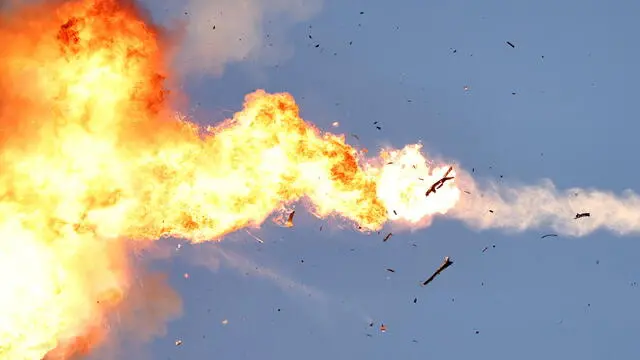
[212,25,216,30]
[277,308,281,312]
[360,11,364,14]
[475,330,480,334]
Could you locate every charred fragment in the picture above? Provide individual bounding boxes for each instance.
[541,233,558,238]
[383,232,393,242]
[421,256,453,287]
[575,212,591,219]
[425,166,455,196]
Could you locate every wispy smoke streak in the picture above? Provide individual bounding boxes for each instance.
[448,170,640,237]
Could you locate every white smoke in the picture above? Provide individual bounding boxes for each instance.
[448,169,640,237]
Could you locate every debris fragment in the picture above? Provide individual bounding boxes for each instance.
[222,319,229,325]
[421,256,453,287]
[575,212,591,219]
[183,273,189,279]
[285,211,295,227]
[481,246,488,253]
[175,340,183,346]
[541,233,558,239]
[332,121,339,127]
[413,297,417,303]
[506,41,515,48]
[386,268,395,273]
[426,166,455,196]
[380,324,387,332]
[382,232,393,242]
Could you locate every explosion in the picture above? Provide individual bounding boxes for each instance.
[5,0,639,359]
[0,0,459,358]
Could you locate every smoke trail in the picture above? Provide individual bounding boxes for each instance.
[447,169,640,237]
[144,0,323,77]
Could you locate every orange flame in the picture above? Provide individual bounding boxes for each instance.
[0,0,460,358]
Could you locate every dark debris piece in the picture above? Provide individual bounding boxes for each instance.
[506,41,515,48]
[541,233,558,239]
[421,256,453,287]
[425,166,454,196]
[383,232,393,242]
[574,212,591,219]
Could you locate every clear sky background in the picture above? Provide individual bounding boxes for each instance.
[104,0,640,359]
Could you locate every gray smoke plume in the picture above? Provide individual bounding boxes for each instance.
[144,0,323,77]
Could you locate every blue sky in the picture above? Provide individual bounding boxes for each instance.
[108,0,640,359]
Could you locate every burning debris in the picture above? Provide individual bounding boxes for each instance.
[421,256,454,287]
[285,211,296,227]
